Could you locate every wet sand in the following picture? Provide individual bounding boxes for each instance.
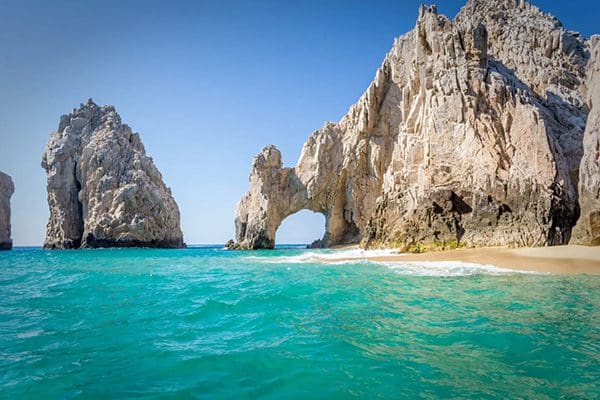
[328,245,600,275]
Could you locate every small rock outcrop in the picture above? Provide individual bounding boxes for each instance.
[573,36,600,245]
[0,171,14,250]
[232,0,597,250]
[42,99,185,249]
[307,239,326,249]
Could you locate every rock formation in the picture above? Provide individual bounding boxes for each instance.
[573,36,600,245]
[42,99,185,249]
[232,0,598,250]
[0,171,14,250]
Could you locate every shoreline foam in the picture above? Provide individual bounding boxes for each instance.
[320,245,600,275]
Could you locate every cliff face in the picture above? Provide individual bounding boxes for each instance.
[232,0,596,250]
[0,171,14,250]
[42,100,185,249]
[573,36,600,245]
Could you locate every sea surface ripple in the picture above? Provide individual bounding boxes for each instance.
[0,246,598,399]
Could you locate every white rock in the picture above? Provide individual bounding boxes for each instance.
[232,1,594,250]
[42,99,185,249]
[573,36,600,245]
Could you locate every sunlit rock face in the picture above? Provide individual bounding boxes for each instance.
[0,171,14,250]
[42,99,185,249]
[232,0,597,250]
[573,36,600,245]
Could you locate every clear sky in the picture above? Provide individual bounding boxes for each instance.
[1,0,598,246]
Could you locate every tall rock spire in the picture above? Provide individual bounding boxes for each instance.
[42,100,185,249]
[0,171,14,250]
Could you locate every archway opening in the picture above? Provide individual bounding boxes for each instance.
[276,210,326,248]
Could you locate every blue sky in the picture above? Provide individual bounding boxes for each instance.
[1,0,598,246]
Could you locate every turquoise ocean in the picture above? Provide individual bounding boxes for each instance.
[0,246,598,399]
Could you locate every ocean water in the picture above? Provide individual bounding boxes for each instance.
[0,246,598,399]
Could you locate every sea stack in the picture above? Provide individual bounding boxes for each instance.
[42,99,185,249]
[232,0,596,250]
[0,171,14,250]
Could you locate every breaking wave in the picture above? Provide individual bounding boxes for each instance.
[242,248,539,276]
[382,261,540,277]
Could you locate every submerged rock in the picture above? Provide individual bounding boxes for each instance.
[232,0,595,250]
[0,171,14,250]
[42,99,185,249]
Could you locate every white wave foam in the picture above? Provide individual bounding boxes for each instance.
[320,248,402,259]
[383,261,540,277]
[243,252,324,264]
[243,248,401,264]
[242,249,542,276]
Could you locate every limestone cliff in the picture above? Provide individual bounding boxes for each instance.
[0,171,14,250]
[573,36,600,245]
[42,100,185,249]
[232,1,597,250]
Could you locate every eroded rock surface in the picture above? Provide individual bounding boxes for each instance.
[233,0,598,250]
[0,171,14,250]
[573,36,600,245]
[42,99,185,249]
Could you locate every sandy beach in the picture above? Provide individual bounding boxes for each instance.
[327,245,600,275]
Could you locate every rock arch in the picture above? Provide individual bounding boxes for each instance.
[232,143,362,250]
[231,2,593,250]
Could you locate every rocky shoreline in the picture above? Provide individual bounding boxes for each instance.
[1,1,598,253]
[319,245,600,275]
[231,0,600,251]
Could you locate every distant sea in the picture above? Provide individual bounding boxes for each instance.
[1,246,598,399]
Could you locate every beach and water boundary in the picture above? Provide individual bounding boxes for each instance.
[316,245,600,275]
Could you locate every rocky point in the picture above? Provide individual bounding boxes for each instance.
[231,0,598,250]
